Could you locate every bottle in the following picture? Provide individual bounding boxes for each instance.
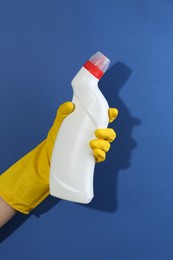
[49,51,110,203]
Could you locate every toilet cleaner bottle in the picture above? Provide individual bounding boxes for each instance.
[50,51,110,203]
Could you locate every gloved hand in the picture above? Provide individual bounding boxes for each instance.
[0,102,118,214]
[90,107,118,162]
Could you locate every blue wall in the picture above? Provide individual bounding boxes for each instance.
[1,1,173,259]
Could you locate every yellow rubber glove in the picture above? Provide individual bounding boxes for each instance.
[0,102,118,214]
[89,107,118,162]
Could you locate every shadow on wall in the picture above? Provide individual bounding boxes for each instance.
[87,62,141,212]
[0,62,141,243]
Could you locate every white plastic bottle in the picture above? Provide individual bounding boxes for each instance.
[50,51,110,203]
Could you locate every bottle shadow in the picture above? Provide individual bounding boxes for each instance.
[0,61,141,242]
[85,62,141,212]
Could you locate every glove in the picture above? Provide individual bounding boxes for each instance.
[0,102,118,214]
[90,107,118,162]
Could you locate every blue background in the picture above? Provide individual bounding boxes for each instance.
[0,0,173,259]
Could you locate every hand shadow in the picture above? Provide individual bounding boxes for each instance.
[0,62,141,243]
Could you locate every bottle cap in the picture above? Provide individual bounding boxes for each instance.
[83,51,110,80]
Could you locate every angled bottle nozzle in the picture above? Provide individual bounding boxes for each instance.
[89,52,110,72]
[83,51,111,80]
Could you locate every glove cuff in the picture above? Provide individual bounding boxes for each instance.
[0,140,50,214]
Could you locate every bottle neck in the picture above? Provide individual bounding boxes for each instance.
[72,66,99,87]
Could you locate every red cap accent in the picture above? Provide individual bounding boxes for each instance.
[83,60,104,80]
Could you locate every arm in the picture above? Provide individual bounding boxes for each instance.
[0,196,16,228]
